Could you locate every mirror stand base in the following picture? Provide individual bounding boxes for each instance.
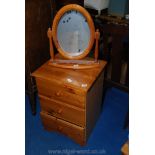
[48,59,100,69]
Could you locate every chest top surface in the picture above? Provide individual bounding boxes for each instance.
[32,57,107,92]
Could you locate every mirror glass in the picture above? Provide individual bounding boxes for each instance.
[57,10,90,56]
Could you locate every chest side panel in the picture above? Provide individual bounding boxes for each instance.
[86,71,104,141]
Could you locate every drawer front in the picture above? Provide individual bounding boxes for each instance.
[36,78,85,108]
[39,95,85,127]
[40,112,86,145]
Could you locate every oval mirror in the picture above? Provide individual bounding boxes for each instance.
[52,4,95,60]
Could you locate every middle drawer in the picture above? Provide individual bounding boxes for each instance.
[39,94,85,127]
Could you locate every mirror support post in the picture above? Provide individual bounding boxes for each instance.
[47,28,54,61]
[94,29,100,62]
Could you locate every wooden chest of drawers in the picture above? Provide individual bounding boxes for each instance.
[32,58,107,145]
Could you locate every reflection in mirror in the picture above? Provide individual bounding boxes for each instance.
[57,10,90,56]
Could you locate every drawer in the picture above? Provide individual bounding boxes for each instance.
[40,111,86,145]
[39,94,85,127]
[36,78,85,108]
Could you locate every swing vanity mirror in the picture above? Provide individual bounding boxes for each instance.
[32,5,107,146]
[56,10,91,58]
[47,4,100,69]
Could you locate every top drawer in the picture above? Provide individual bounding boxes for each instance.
[36,78,86,108]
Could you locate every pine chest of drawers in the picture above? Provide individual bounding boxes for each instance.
[32,58,107,145]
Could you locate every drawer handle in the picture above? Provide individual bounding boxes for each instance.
[57,109,62,114]
[48,109,62,115]
[47,108,55,114]
[63,85,68,88]
[55,91,63,97]
[58,126,63,131]
[63,85,75,94]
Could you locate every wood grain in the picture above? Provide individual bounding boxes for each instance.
[121,141,129,155]
[36,77,85,108]
[32,54,107,145]
[40,111,85,145]
[47,28,54,60]
[52,4,95,60]
[39,94,85,127]
[86,71,104,141]
[94,29,100,62]
[32,54,107,92]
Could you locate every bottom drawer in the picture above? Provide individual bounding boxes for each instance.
[40,111,86,145]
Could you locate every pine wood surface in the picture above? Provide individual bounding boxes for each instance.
[121,141,129,155]
[40,111,85,145]
[32,55,107,145]
[86,71,104,141]
[39,94,85,127]
[36,77,85,108]
[32,55,107,92]
[52,4,95,60]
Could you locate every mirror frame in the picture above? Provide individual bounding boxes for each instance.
[52,4,95,60]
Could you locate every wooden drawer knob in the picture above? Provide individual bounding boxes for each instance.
[58,126,63,131]
[57,109,62,114]
[64,84,73,90]
[55,91,62,97]
[63,85,75,93]
[48,109,54,114]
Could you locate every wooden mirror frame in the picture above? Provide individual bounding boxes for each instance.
[52,4,95,60]
[47,4,100,69]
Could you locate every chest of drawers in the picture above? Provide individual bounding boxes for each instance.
[32,58,107,145]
